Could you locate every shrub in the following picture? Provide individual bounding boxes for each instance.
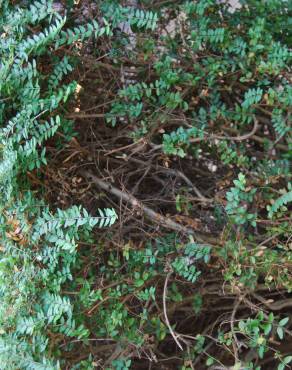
[0,0,291,369]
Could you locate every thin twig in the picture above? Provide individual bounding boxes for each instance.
[252,293,292,311]
[81,170,219,244]
[104,138,145,157]
[222,126,288,151]
[127,157,211,202]
[60,337,115,348]
[163,271,183,350]
[217,117,259,141]
[66,113,106,119]
[230,296,245,362]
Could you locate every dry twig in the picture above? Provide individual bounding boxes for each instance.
[163,271,184,350]
[80,170,219,244]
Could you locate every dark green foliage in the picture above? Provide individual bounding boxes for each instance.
[0,1,116,368]
[0,0,291,369]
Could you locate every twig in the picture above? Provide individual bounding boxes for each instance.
[158,167,210,202]
[217,117,259,141]
[222,126,288,151]
[81,170,219,244]
[257,233,280,247]
[163,271,183,350]
[252,293,292,311]
[60,337,115,348]
[104,138,145,157]
[127,157,211,202]
[66,113,106,119]
[230,296,245,362]
[131,164,151,194]
[257,218,292,225]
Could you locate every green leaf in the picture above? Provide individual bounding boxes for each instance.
[258,345,265,359]
[277,326,284,340]
[263,323,272,336]
[206,357,214,366]
[279,317,289,327]
[284,356,292,365]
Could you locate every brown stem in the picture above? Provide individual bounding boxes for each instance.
[80,170,219,244]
